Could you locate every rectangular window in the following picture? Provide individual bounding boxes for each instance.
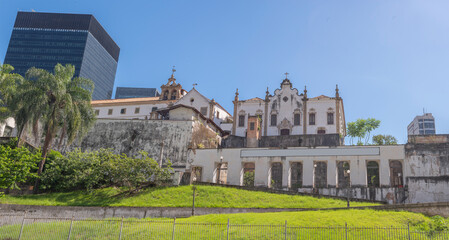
[238,115,245,127]
[95,109,100,116]
[108,109,113,115]
[120,108,126,114]
[309,113,315,125]
[134,107,140,114]
[250,122,255,130]
[271,114,277,126]
[294,113,301,126]
[200,107,208,116]
[327,112,334,125]
[151,107,158,112]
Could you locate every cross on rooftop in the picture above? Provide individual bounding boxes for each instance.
[284,72,289,79]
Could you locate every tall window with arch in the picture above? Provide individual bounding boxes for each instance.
[367,161,380,187]
[163,90,169,100]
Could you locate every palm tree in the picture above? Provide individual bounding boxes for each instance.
[16,64,96,190]
[0,64,24,122]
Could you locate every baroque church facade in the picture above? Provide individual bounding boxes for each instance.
[230,74,346,142]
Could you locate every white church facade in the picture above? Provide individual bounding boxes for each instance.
[230,74,346,139]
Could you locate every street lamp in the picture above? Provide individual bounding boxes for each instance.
[345,169,351,208]
[313,164,317,195]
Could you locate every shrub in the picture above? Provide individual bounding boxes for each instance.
[243,171,255,187]
[0,145,40,194]
[40,149,172,192]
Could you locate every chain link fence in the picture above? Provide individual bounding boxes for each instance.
[1,214,448,239]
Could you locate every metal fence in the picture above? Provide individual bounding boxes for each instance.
[0,214,448,240]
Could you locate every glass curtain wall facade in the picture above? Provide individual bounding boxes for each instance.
[3,12,120,100]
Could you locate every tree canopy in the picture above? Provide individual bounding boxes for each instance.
[372,134,398,145]
[347,118,381,145]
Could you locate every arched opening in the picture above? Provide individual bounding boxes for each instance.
[390,160,403,187]
[171,91,177,100]
[314,162,327,188]
[242,163,255,187]
[367,161,380,187]
[271,162,283,189]
[337,161,350,188]
[163,90,169,100]
[290,162,303,189]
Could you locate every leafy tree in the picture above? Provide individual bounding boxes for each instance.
[0,145,41,195]
[372,134,398,145]
[0,64,24,122]
[347,118,381,145]
[14,64,96,190]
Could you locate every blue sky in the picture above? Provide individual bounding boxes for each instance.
[1,0,448,143]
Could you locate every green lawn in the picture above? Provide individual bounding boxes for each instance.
[0,185,380,208]
[0,210,444,240]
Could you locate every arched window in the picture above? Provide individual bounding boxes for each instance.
[171,91,177,100]
[163,90,169,100]
[271,162,283,189]
[337,161,350,188]
[390,160,403,187]
[243,163,255,187]
[367,161,380,187]
[290,162,303,189]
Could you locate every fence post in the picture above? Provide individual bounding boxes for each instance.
[407,222,411,240]
[226,218,230,240]
[284,220,287,240]
[119,216,124,240]
[172,217,176,240]
[67,216,74,240]
[345,222,348,240]
[18,211,27,240]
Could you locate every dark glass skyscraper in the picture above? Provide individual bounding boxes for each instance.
[3,12,120,100]
[115,87,160,99]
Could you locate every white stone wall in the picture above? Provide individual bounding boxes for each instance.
[188,145,405,188]
[94,102,169,119]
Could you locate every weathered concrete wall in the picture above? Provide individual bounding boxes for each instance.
[64,119,194,167]
[259,134,341,148]
[298,187,407,204]
[4,202,449,225]
[221,135,246,148]
[222,134,341,148]
[405,141,449,203]
[408,176,449,203]
[405,143,449,176]
[408,134,449,144]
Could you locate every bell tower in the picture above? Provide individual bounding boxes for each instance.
[160,66,183,100]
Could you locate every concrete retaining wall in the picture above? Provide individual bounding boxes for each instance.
[3,202,449,225]
[298,187,407,204]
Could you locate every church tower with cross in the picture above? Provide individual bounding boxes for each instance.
[230,73,346,145]
[160,66,184,100]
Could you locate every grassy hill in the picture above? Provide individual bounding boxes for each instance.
[0,210,442,240]
[0,185,380,208]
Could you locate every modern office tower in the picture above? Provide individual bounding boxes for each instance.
[407,113,436,135]
[115,87,160,99]
[3,11,120,100]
